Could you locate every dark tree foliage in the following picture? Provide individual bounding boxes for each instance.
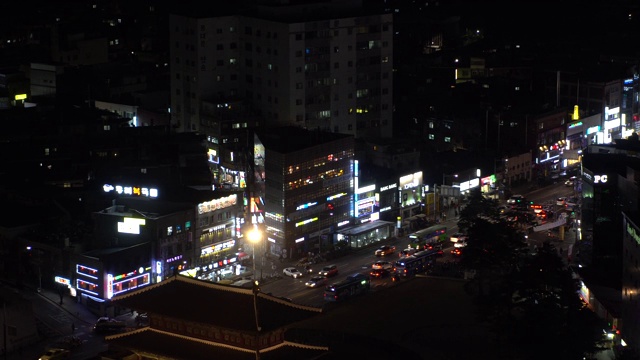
[457,187,501,234]
[458,189,608,359]
[507,242,608,359]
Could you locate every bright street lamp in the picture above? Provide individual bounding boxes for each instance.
[246,226,262,283]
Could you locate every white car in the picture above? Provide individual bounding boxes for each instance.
[454,240,468,248]
[450,232,467,243]
[372,260,393,270]
[304,276,328,288]
[556,197,566,206]
[283,267,303,278]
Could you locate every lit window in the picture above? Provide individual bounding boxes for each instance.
[167,226,173,236]
[428,134,435,140]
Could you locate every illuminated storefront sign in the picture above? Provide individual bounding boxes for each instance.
[296,201,318,211]
[594,175,608,184]
[76,279,100,296]
[356,198,375,217]
[110,272,150,298]
[604,118,621,130]
[399,172,422,190]
[586,125,600,135]
[200,240,236,256]
[118,217,146,235]
[55,276,71,286]
[355,184,375,195]
[103,184,158,198]
[295,217,318,227]
[627,223,640,245]
[327,193,347,201]
[198,194,238,214]
[77,264,99,279]
[380,183,397,192]
[166,255,183,263]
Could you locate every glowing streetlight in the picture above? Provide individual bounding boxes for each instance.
[246,226,262,284]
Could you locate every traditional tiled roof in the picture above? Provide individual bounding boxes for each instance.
[106,327,329,360]
[111,275,322,332]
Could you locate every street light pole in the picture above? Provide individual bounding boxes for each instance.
[246,226,262,283]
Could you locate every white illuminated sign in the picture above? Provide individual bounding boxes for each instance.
[380,183,397,192]
[356,184,376,195]
[198,194,238,214]
[118,217,146,234]
[594,175,608,184]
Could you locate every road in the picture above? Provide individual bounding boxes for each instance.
[261,223,464,307]
[262,181,580,307]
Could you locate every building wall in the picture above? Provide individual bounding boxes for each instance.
[262,136,354,259]
[169,10,393,139]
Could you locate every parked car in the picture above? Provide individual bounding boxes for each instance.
[372,260,393,270]
[319,264,339,277]
[304,276,328,288]
[38,348,71,360]
[283,267,303,278]
[374,245,396,256]
[93,317,126,333]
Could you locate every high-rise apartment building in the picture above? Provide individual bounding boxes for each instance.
[169,1,393,139]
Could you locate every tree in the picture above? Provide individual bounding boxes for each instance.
[505,242,608,359]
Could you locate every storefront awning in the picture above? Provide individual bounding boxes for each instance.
[337,220,394,236]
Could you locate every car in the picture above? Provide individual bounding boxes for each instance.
[423,242,443,251]
[507,194,525,205]
[398,248,417,257]
[372,260,393,270]
[556,197,566,206]
[451,248,462,256]
[454,240,467,248]
[374,245,396,256]
[39,348,71,360]
[565,179,574,187]
[283,267,303,278]
[319,264,339,277]
[450,232,467,243]
[93,317,125,333]
[370,268,390,278]
[305,276,328,288]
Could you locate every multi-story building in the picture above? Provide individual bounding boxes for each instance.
[579,141,640,352]
[169,1,393,139]
[256,126,354,259]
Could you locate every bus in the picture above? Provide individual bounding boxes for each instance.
[323,273,371,302]
[408,224,447,248]
[394,249,440,277]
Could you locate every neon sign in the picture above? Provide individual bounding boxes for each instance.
[198,194,237,214]
[103,184,158,198]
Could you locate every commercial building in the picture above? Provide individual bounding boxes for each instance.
[256,126,354,259]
